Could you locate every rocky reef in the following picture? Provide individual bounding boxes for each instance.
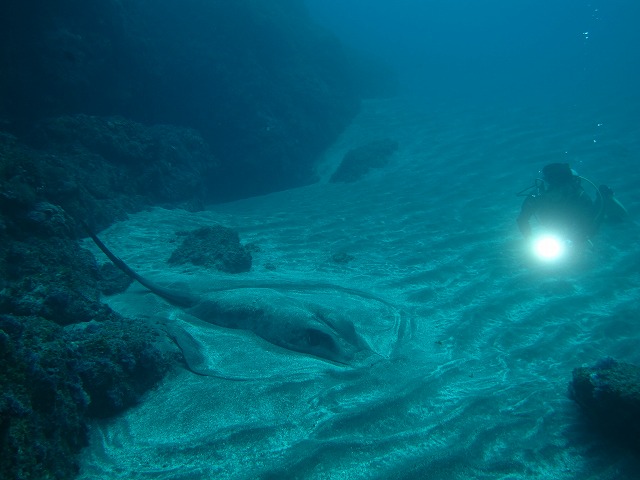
[1,119,215,235]
[0,185,172,479]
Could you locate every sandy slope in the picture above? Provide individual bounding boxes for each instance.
[79,97,640,479]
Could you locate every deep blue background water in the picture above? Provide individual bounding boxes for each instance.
[305,0,640,106]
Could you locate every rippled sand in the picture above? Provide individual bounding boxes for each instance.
[80,97,640,479]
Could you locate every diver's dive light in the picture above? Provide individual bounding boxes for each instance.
[532,234,566,262]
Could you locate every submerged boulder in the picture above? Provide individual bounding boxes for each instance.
[570,357,640,451]
[330,138,399,183]
[168,225,252,273]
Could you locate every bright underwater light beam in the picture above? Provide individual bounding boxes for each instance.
[532,234,566,261]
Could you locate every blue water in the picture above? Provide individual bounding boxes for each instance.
[305,0,640,104]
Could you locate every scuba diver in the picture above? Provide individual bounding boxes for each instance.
[516,162,627,248]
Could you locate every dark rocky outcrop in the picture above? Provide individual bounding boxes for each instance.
[0,312,169,480]
[570,357,640,451]
[0,162,171,480]
[330,138,399,183]
[1,117,216,233]
[168,225,252,273]
[31,115,218,214]
[1,0,362,201]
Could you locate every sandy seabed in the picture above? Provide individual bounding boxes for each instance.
[79,96,640,479]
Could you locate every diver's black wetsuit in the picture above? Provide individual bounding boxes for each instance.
[517,180,597,243]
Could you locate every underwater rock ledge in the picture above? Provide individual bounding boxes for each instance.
[0,0,363,201]
[0,177,173,480]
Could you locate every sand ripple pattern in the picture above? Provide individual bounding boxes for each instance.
[80,98,640,479]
